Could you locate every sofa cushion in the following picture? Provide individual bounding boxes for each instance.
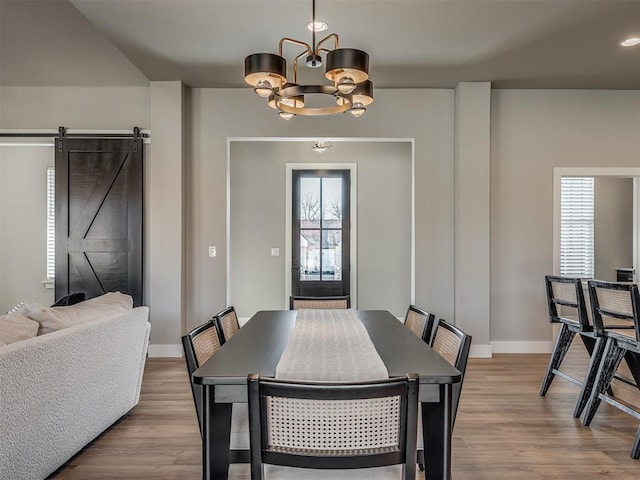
[23,292,134,335]
[0,312,39,346]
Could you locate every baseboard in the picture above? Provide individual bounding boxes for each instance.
[490,341,554,354]
[470,344,492,358]
[148,344,183,357]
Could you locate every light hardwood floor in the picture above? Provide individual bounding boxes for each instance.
[50,350,640,479]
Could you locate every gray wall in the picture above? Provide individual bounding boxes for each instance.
[594,177,634,281]
[491,90,640,344]
[189,88,455,336]
[0,146,55,311]
[229,141,412,319]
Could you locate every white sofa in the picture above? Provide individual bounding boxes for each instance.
[0,304,150,480]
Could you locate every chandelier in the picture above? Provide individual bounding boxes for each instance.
[244,0,373,120]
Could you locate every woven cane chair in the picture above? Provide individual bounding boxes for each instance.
[429,319,471,427]
[416,319,471,470]
[215,305,240,344]
[403,305,436,343]
[582,280,640,459]
[182,321,249,456]
[247,373,419,480]
[289,295,350,310]
[540,275,613,418]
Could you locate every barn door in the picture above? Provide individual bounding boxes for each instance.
[55,136,143,306]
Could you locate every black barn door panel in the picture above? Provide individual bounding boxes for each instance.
[55,137,143,306]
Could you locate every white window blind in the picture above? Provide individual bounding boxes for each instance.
[46,166,55,280]
[560,176,594,278]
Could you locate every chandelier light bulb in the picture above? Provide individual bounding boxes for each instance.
[278,111,294,120]
[350,102,366,117]
[337,76,356,94]
[254,79,274,98]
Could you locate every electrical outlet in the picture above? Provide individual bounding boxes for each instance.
[208,246,216,257]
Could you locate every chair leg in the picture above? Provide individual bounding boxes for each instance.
[540,324,575,396]
[573,336,607,418]
[582,339,626,426]
[632,426,640,459]
[417,449,424,471]
[579,334,614,397]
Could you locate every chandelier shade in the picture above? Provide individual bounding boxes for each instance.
[244,53,287,88]
[243,0,373,119]
[325,48,369,84]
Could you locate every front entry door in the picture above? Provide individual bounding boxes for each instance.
[292,169,350,297]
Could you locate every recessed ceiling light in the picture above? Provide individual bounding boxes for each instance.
[306,20,328,32]
[620,37,640,47]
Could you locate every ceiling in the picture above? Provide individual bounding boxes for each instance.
[3,0,640,89]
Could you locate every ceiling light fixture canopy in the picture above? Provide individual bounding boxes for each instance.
[244,0,373,119]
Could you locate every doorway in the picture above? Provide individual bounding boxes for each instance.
[291,169,350,297]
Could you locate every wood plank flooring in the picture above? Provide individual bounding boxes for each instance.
[50,351,640,479]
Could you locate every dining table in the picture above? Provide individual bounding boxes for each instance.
[192,309,461,480]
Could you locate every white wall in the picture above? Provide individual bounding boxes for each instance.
[0,146,55,311]
[491,90,640,345]
[229,141,412,320]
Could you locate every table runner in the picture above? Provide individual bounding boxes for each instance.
[274,309,389,381]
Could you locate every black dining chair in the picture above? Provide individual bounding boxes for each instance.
[289,295,350,310]
[403,304,436,343]
[181,320,249,455]
[215,305,240,344]
[417,318,471,470]
[247,373,419,479]
[582,280,640,459]
[540,275,612,418]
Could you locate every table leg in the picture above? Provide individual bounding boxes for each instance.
[201,385,232,480]
[421,383,452,480]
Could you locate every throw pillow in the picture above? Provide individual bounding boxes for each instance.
[6,301,25,314]
[23,291,134,335]
[0,312,39,345]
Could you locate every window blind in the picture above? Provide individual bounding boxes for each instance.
[46,166,55,280]
[560,177,594,278]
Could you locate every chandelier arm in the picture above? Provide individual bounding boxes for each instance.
[279,37,313,58]
[315,33,339,55]
[292,51,308,84]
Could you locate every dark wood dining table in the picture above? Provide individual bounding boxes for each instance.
[192,309,461,480]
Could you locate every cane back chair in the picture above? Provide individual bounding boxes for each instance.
[582,280,640,459]
[289,295,350,310]
[215,305,240,344]
[247,373,419,479]
[403,304,436,343]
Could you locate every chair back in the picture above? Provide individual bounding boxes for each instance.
[289,295,350,310]
[588,280,640,340]
[247,373,418,479]
[181,321,223,435]
[545,275,591,331]
[404,305,436,343]
[216,306,240,344]
[430,319,472,427]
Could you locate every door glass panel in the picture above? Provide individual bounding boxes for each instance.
[322,230,342,280]
[300,230,320,281]
[322,177,342,228]
[300,177,321,228]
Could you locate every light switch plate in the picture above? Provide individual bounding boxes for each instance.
[271,247,280,257]
[209,246,216,257]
